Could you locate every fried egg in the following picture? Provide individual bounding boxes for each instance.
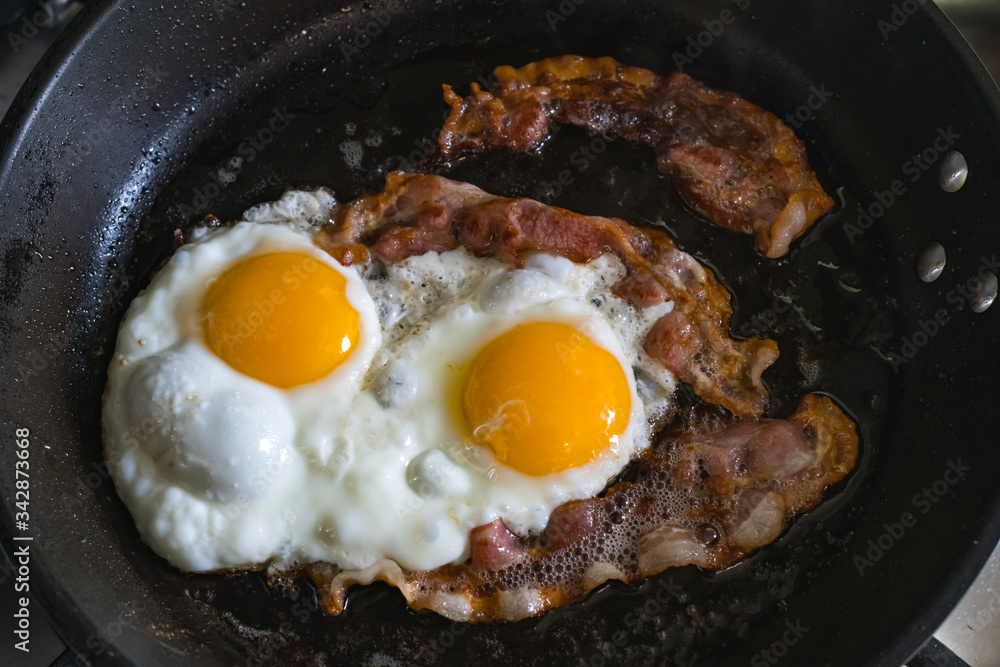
[103,189,678,573]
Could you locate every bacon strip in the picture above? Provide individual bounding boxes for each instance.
[310,395,858,622]
[317,171,778,418]
[436,55,834,258]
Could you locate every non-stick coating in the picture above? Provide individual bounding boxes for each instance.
[2,1,1000,665]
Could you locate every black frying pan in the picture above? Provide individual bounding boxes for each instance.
[2,1,1000,665]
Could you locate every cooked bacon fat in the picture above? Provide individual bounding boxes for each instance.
[310,395,857,622]
[436,56,834,257]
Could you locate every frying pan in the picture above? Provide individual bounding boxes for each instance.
[2,0,999,665]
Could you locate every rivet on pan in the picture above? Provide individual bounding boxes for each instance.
[916,242,946,283]
[971,270,998,313]
[939,151,968,193]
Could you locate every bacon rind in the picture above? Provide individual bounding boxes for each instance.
[317,170,777,418]
[436,55,834,258]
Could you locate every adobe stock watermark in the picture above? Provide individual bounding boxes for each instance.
[576,577,685,667]
[880,255,1000,372]
[545,0,588,31]
[782,84,833,130]
[737,288,805,339]
[396,439,495,523]
[5,0,63,54]
[540,133,614,202]
[750,618,810,666]
[12,330,71,383]
[57,409,172,519]
[843,126,960,244]
[337,0,406,64]
[204,255,319,355]
[15,270,134,384]
[952,589,1000,645]
[191,459,298,553]
[853,459,970,575]
[77,604,137,664]
[56,64,170,171]
[242,586,322,667]
[395,122,444,173]
[425,621,469,656]
[171,105,297,219]
[877,0,931,41]
[671,0,751,73]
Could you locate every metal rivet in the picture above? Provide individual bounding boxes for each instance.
[916,242,946,283]
[939,151,968,193]
[971,270,997,313]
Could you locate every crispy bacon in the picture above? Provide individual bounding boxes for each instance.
[311,395,858,622]
[317,171,778,418]
[436,55,834,258]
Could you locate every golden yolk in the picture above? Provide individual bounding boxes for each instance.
[202,252,359,388]
[461,322,631,476]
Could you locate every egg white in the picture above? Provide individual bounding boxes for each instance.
[103,189,679,573]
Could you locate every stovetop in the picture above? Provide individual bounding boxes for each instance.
[0,1,998,666]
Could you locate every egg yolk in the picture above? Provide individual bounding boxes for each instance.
[461,322,631,476]
[202,252,359,388]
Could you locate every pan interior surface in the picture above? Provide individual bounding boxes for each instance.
[1,1,999,665]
